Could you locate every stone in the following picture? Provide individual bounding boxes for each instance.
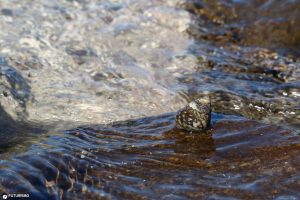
[175,97,211,131]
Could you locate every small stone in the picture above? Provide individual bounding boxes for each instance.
[175,96,211,131]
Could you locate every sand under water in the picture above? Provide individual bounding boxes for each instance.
[0,0,299,199]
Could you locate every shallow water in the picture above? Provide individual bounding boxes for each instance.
[0,0,299,199]
[1,113,300,199]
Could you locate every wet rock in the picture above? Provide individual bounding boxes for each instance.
[176,97,211,132]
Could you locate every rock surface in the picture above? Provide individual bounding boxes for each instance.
[176,97,211,131]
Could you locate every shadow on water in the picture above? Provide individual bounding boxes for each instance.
[0,105,47,154]
[0,112,299,199]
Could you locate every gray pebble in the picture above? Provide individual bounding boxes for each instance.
[175,97,211,131]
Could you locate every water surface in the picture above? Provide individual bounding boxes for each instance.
[0,0,299,199]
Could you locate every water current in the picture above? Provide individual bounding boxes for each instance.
[0,0,299,199]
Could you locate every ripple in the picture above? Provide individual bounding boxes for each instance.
[0,113,300,199]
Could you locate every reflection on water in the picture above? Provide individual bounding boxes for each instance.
[166,129,215,155]
[0,113,299,199]
[0,0,300,199]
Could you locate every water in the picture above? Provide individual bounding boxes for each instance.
[1,113,299,199]
[0,0,299,199]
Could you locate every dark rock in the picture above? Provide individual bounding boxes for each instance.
[176,97,211,132]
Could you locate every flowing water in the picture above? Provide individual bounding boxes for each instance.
[0,0,299,199]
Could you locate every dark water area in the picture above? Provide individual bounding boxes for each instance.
[1,113,300,199]
[0,0,300,199]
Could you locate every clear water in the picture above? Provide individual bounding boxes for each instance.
[0,0,299,199]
